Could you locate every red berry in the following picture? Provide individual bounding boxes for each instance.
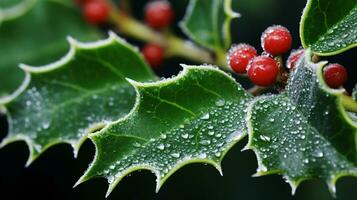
[261,25,292,56]
[247,56,279,86]
[145,0,174,29]
[323,63,347,89]
[83,0,110,24]
[228,44,257,73]
[142,44,164,68]
[286,48,304,70]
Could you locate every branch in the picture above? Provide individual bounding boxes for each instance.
[108,7,216,66]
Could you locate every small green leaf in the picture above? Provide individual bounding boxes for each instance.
[246,50,357,195]
[180,0,239,52]
[0,33,156,166]
[76,65,251,197]
[300,0,357,55]
[0,0,100,97]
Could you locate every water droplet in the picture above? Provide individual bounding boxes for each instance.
[181,133,189,139]
[313,150,323,158]
[199,140,211,145]
[108,175,114,183]
[171,153,180,158]
[42,121,50,129]
[200,113,210,120]
[133,142,141,148]
[26,101,32,106]
[259,135,271,142]
[215,99,225,107]
[157,144,165,150]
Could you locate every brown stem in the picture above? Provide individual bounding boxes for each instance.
[275,56,289,90]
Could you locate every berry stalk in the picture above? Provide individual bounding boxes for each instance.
[107,3,215,66]
[341,94,357,113]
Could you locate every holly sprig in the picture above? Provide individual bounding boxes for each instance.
[0,0,356,198]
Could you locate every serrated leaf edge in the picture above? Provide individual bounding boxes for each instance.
[245,49,357,196]
[0,31,147,166]
[76,65,247,197]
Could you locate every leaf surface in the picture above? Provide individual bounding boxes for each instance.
[0,33,156,165]
[77,65,252,196]
[246,50,357,194]
[180,0,239,52]
[300,0,357,55]
[0,0,100,97]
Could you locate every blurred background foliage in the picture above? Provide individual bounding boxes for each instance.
[0,0,356,199]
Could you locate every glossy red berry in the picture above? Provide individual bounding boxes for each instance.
[247,56,279,86]
[83,0,110,24]
[323,63,347,89]
[261,25,292,56]
[142,44,164,68]
[145,0,174,29]
[228,44,257,73]
[286,48,304,70]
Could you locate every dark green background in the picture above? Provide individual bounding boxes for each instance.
[1,0,356,199]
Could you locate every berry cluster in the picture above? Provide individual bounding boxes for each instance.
[227,25,348,89]
[227,25,292,87]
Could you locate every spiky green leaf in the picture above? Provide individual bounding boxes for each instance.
[0,0,100,97]
[180,0,239,52]
[77,65,252,197]
[300,0,357,55]
[246,50,357,195]
[0,33,156,166]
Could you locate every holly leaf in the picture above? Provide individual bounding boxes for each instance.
[180,0,239,52]
[0,0,100,97]
[246,49,357,195]
[353,84,357,101]
[300,0,357,55]
[0,32,156,166]
[76,65,252,197]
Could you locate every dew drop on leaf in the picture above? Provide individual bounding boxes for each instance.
[199,139,211,145]
[215,99,225,107]
[157,144,165,150]
[200,113,210,120]
[259,135,271,142]
[171,153,180,158]
[181,133,189,139]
